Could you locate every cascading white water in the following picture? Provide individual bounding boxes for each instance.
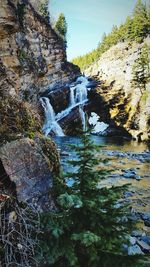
[69,76,89,130]
[70,77,88,107]
[79,106,86,131]
[40,97,65,136]
[70,86,76,106]
[40,76,90,136]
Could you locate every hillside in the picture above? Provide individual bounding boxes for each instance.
[72,0,150,141]
[85,38,150,141]
[72,0,150,70]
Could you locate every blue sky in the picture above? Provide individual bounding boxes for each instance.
[49,0,138,60]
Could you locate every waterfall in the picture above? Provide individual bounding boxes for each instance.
[79,106,86,131]
[70,81,88,107]
[40,76,90,136]
[70,86,76,106]
[40,97,65,136]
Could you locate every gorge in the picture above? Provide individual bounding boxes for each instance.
[0,0,150,266]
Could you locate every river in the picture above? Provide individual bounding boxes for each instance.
[54,135,150,235]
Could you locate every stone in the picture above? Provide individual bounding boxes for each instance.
[59,106,83,135]
[135,175,141,181]
[142,213,150,221]
[129,236,136,245]
[123,172,136,179]
[0,138,59,211]
[131,230,144,237]
[140,236,150,246]
[124,192,134,198]
[128,245,144,255]
[137,240,150,253]
[141,213,150,226]
[122,168,142,180]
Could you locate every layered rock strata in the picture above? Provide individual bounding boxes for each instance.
[85,39,150,141]
[0,0,80,101]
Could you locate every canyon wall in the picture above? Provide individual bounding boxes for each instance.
[85,39,150,141]
[0,0,79,213]
[0,0,80,142]
[0,0,80,101]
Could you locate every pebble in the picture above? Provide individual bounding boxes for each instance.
[121,169,141,180]
[124,192,134,198]
[135,175,141,181]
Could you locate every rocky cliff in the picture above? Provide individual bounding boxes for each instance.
[0,0,80,206]
[0,0,80,100]
[0,0,80,142]
[85,39,150,141]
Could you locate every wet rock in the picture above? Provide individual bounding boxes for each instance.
[135,175,141,181]
[43,86,70,113]
[59,106,83,135]
[0,138,58,211]
[124,191,134,198]
[140,236,150,246]
[137,240,150,253]
[128,245,144,255]
[141,213,150,226]
[123,172,136,179]
[129,236,136,245]
[131,230,144,237]
[122,169,141,180]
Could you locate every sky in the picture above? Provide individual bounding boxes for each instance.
[49,0,138,60]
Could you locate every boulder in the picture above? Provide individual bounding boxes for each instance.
[137,240,150,253]
[0,137,59,211]
[59,106,83,135]
[128,245,144,255]
[140,236,150,246]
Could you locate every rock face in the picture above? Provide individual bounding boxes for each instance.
[59,106,83,135]
[0,0,80,143]
[85,39,150,141]
[0,137,60,211]
[42,86,70,113]
[0,0,80,101]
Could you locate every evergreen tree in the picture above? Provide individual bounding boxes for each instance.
[38,131,144,267]
[132,44,150,89]
[123,16,134,41]
[54,13,67,41]
[72,0,150,71]
[132,0,149,42]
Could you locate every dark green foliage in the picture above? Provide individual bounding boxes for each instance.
[37,132,144,266]
[72,0,150,70]
[54,13,67,41]
[39,0,50,23]
[132,44,150,89]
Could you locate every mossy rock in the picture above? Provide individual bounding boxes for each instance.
[34,134,60,175]
[0,98,42,144]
